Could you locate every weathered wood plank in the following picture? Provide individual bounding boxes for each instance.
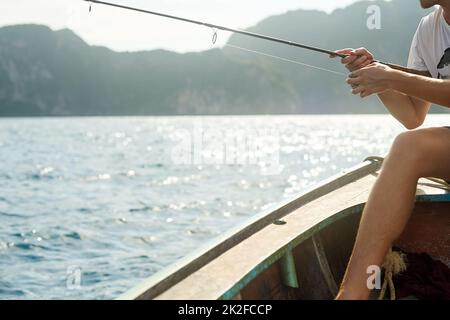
[153,174,448,300]
[396,202,450,267]
[119,159,382,300]
[312,235,339,296]
[119,156,449,300]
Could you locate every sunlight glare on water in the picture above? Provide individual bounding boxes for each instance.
[0,114,449,299]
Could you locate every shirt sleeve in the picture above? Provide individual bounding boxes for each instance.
[407,18,428,71]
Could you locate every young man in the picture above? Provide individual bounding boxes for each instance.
[333,0,450,300]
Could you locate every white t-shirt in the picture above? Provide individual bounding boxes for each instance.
[408,6,450,79]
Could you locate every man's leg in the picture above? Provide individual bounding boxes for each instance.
[336,128,450,300]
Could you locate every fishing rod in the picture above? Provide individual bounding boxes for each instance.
[83,0,425,75]
[84,0,345,58]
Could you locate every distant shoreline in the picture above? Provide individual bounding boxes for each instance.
[1,113,450,119]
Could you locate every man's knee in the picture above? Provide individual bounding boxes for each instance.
[389,128,447,175]
[392,130,425,157]
[390,130,426,164]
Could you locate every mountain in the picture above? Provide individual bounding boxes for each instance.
[0,25,294,116]
[0,0,443,116]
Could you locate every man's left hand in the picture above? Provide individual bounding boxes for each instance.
[347,63,393,98]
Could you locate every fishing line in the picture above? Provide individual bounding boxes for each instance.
[82,0,347,58]
[224,44,347,77]
[83,0,419,76]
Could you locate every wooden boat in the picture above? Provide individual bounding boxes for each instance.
[119,157,450,300]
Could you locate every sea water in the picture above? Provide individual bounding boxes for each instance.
[1,114,449,299]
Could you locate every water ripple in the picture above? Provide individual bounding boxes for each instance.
[1,115,449,300]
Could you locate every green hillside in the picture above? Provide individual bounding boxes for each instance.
[0,0,441,116]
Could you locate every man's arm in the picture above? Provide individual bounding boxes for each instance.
[373,63,432,129]
[333,48,431,129]
[377,84,431,130]
[349,63,450,129]
[389,69,450,108]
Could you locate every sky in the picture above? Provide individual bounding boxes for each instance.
[0,0,366,52]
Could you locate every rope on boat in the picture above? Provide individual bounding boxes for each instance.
[378,248,407,300]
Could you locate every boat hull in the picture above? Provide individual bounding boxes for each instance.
[235,201,450,300]
[118,158,450,300]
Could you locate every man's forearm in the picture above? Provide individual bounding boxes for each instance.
[388,70,450,108]
[377,90,419,128]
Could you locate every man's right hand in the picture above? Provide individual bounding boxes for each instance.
[331,48,375,72]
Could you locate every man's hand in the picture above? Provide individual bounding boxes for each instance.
[331,47,375,72]
[346,63,394,98]
[332,48,434,129]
